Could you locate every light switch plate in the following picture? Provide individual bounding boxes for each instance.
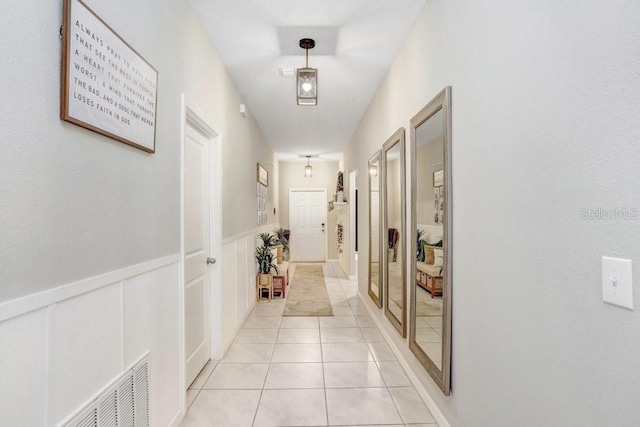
[602,256,633,309]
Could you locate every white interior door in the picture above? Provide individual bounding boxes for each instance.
[184,123,211,388]
[290,190,326,262]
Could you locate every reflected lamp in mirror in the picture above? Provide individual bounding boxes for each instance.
[369,164,378,177]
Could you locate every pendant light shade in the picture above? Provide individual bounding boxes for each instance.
[304,156,313,177]
[297,39,317,106]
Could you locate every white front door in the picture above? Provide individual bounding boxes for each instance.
[184,123,211,388]
[290,190,327,262]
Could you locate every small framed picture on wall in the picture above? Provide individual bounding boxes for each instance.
[433,170,444,187]
[257,163,268,187]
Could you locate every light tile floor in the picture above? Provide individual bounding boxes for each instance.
[181,262,437,427]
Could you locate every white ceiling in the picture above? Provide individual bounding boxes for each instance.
[187,0,426,160]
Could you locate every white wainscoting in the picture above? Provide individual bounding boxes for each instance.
[0,255,182,427]
[221,223,279,352]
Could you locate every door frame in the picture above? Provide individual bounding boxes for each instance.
[179,94,222,414]
[348,170,358,279]
[288,188,328,262]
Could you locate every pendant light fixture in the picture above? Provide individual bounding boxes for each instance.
[304,156,313,177]
[297,38,317,106]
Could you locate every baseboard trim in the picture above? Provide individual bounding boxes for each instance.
[0,253,181,322]
[327,258,338,262]
[168,407,185,427]
[222,298,257,356]
[358,291,451,427]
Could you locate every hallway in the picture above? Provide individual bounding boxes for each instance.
[3,1,640,425]
[181,263,436,427]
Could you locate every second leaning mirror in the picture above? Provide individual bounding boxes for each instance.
[383,128,406,337]
[368,150,383,307]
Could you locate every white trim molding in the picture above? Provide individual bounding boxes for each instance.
[222,223,280,246]
[0,254,180,322]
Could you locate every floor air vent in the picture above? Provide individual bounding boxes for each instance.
[62,353,150,427]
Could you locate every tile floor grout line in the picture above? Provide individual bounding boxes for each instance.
[251,385,265,426]
[320,324,330,427]
[187,388,201,410]
[357,302,412,426]
[252,315,280,427]
[353,278,406,425]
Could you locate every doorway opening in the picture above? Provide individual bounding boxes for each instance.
[349,170,358,279]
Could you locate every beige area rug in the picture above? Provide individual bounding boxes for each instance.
[283,264,334,317]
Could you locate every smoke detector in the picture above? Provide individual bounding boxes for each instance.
[278,67,295,77]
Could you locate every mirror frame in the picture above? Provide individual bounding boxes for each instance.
[409,86,452,395]
[368,150,383,308]
[382,128,407,338]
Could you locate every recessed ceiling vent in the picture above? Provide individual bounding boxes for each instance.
[62,353,150,427]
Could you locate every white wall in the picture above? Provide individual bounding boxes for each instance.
[279,161,340,260]
[344,1,640,426]
[180,28,278,237]
[0,0,275,304]
[0,0,275,425]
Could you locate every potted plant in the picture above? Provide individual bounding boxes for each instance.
[256,232,279,287]
[255,245,279,286]
[273,227,289,260]
[258,232,277,248]
[416,229,428,261]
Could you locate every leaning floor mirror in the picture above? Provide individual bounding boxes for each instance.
[368,150,383,308]
[383,128,407,337]
[409,86,452,394]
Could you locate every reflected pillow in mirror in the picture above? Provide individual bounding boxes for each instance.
[433,249,444,267]
[425,247,434,264]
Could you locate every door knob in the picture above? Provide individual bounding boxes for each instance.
[207,257,217,265]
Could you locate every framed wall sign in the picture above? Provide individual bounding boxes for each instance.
[61,0,158,153]
[257,163,269,187]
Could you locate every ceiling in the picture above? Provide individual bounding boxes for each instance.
[187,0,426,160]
